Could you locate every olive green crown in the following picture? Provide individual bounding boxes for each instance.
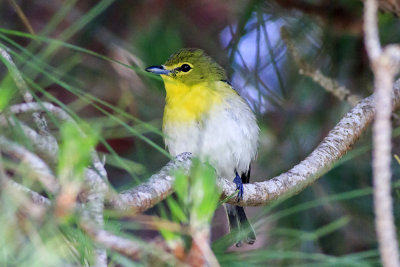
[164,48,227,85]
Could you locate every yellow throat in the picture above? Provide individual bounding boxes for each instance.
[161,75,223,126]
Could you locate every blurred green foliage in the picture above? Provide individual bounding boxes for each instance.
[58,121,98,180]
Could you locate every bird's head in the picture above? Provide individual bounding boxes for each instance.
[146,48,227,86]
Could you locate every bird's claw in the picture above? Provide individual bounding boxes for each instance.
[234,172,244,202]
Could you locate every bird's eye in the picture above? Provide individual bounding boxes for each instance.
[180,64,192,72]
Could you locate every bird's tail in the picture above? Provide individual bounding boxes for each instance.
[224,204,256,247]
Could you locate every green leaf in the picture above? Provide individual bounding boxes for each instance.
[166,197,188,223]
[189,159,220,227]
[57,121,98,181]
[173,169,189,206]
[0,75,17,112]
[158,206,182,244]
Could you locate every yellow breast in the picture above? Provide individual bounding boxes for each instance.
[162,76,224,126]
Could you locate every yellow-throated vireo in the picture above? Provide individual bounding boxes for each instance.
[146,48,259,246]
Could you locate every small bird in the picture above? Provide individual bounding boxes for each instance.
[146,48,259,246]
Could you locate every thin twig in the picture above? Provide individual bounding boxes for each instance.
[189,228,220,267]
[281,27,362,106]
[364,0,400,266]
[372,56,400,267]
[364,0,381,60]
[7,0,35,34]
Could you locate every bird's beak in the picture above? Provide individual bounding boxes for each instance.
[145,65,171,75]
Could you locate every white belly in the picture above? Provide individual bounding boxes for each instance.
[163,95,259,179]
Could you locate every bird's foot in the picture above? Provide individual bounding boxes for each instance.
[234,171,243,202]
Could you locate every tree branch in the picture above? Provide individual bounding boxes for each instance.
[111,152,192,211]
[3,101,109,266]
[111,81,400,211]
[0,118,58,166]
[3,177,51,206]
[7,102,108,179]
[81,221,184,265]
[81,169,108,267]
[0,45,54,138]
[222,81,400,205]
[0,136,59,194]
[81,222,142,260]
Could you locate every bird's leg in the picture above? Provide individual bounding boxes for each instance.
[234,170,244,202]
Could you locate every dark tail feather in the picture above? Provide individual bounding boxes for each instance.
[225,204,256,247]
[236,206,256,245]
